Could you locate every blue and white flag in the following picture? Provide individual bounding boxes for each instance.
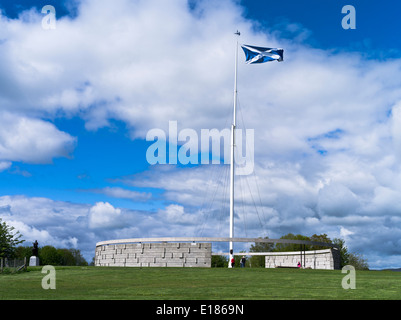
[241,45,284,64]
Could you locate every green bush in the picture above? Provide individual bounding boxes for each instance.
[40,246,62,265]
[211,255,228,267]
[14,245,88,266]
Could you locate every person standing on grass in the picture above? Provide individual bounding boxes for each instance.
[240,256,246,268]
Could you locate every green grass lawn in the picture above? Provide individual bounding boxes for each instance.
[0,266,400,300]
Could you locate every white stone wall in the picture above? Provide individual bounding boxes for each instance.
[95,242,211,267]
[265,249,340,270]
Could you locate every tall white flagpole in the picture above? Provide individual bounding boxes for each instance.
[229,31,240,268]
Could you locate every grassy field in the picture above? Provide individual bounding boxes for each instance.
[0,266,400,300]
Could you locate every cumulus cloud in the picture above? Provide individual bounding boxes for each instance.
[317,182,360,217]
[119,165,227,207]
[88,202,123,229]
[0,195,92,253]
[391,102,401,160]
[0,112,76,164]
[0,0,248,134]
[157,204,199,226]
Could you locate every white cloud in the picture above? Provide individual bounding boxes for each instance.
[88,187,151,202]
[6,219,54,244]
[339,226,354,239]
[0,0,250,133]
[317,182,360,217]
[0,161,11,172]
[157,204,199,225]
[0,195,91,252]
[391,101,401,160]
[88,202,123,229]
[0,112,76,164]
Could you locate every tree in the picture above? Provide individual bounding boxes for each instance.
[15,245,88,266]
[249,237,274,267]
[348,252,369,270]
[0,218,24,259]
[273,233,311,252]
[333,238,369,270]
[211,255,228,267]
[310,234,333,250]
[14,246,32,260]
[58,248,88,266]
[57,248,76,266]
[40,246,62,265]
[333,238,349,268]
[69,248,88,266]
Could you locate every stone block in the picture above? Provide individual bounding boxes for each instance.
[173,252,184,259]
[122,249,139,255]
[112,262,125,267]
[184,257,197,263]
[29,256,40,266]
[139,257,157,263]
[102,259,114,264]
[128,253,137,259]
[125,262,141,267]
[149,262,167,267]
[166,262,184,267]
[196,258,210,264]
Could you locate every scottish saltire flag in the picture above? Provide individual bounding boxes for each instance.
[241,45,284,64]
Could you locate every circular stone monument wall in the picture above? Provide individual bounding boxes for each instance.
[95,241,212,267]
[95,237,340,269]
[265,248,340,270]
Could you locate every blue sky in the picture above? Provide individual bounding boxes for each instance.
[1,0,401,269]
[241,0,401,55]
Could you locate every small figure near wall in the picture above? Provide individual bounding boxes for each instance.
[29,240,40,266]
[240,256,246,268]
[32,240,39,257]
